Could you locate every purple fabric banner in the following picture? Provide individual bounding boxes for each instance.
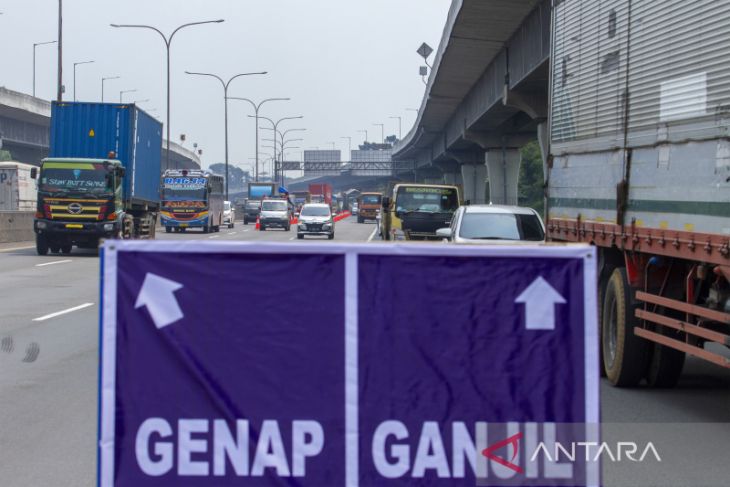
[99,242,598,487]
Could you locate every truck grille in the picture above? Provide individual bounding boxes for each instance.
[45,198,105,221]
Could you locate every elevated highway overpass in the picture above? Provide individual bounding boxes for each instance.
[392,0,551,205]
[0,87,201,169]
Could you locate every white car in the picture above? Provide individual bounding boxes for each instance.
[297,203,335,240]
[436,205,545,244]
[223,201,235,229]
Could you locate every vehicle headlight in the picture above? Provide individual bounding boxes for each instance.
[104,223,114,231]
[36,221,47,230]
[298,222,307,228]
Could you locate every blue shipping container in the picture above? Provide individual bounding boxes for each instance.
[49,102,162,206]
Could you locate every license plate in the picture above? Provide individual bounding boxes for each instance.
[65,224,83,229]
[180,224,188,228]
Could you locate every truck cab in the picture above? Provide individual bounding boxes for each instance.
[32,158,126,255]
[380,183,460,241]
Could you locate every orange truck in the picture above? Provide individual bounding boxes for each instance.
[356,192,382,223]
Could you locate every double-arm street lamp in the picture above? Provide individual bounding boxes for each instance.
[33,40,57,97]
[389,116,402,140]
[186,72,268,199]
[250,115,303,183]
[227,96,289,186]
[358,129,369,144]
[73,60,94,101]
[111,19,225,170]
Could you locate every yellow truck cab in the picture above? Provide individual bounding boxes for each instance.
[380,183,461,241]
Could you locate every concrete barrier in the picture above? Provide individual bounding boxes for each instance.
[0,211,35,243]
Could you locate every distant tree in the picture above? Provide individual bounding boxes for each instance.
[518,140,545,216]
[209,163,245,191]
[0,150,12,161]
[385,135,398,146]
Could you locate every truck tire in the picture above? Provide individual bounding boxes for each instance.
[244,219,248,225]
[357,216,363,224]
[645,316,686,388]
[297,234,304,240]
[597,274,609,378]
[165,227,172,233]
[602,268,650,387]
[36,235,49,256]
[203,225,209,234]
[61,245,72,254]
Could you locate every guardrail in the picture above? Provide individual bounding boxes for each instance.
[0,211,35,243]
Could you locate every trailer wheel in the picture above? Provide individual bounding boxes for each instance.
[645,320,686,388]
[36,235,49,256]
[602,268,650,387]
[597,274,609,378]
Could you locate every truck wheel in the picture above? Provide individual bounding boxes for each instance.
[36,235,49,256]
[203,224,209,234]
[244,219,248,225]
[602,268,649,387]
[645,319,686,388]
[61,245,72,254]
[165,227,172,233]
[50,245,61,254]
[597,274,609,378]
[297,234,304,240]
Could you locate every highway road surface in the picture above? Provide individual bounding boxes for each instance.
[1,217,729,486]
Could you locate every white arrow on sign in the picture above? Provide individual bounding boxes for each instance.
[134,273,184,329]
[515,276,566,331]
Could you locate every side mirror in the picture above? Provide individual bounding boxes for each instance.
[382,197,391,208]
[436,228,453,240]
[30,167,38,179]
[119,167,126,177]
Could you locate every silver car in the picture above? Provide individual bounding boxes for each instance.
[436,205,545,244]
[297,203,335,240]
[259,199,292,231]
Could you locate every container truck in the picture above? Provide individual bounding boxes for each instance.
[0,162,36,211]
[308,183,333,206]
[31,102,162,255]
[546,0,730,387]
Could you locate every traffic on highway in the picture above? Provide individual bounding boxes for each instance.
[1,1,730,487]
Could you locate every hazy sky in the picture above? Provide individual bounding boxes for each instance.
[0,0,450,173]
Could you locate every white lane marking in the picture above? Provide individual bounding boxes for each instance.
[33,302,94,322]
[0,245,36,252]
[242,229,250,232]
[208,235,220,239]
[35,259,72,267]
[289,237,296,241]
[367,227,378,242]
[228,232,238,236]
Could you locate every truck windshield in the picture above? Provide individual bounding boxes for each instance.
[39,165,111,194]
[361,195,381,204]
[262,201,288,211]
[459,213,545,241]
[395,187,458,213]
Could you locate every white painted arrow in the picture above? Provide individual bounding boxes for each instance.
[515,277,566,331]
[134,273,184,329]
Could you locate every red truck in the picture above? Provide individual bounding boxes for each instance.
[308,183,333,206]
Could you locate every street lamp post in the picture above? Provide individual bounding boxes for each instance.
[119,89,137,103]
[33,41,57,97]
[101,76,120,102]
[57,0,63,102]
[73,60,94,101]
[389,116,402,140]
[373,123,385,143]
[340,137,352,161]
[111,19,225,171]
[247,114,302,183]
[186,72,268,199]
[227,96,289,189]
[358,129,368,144]
[260,125,306,184]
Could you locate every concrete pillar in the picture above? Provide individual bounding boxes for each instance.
[442,171,463,186]
[537,121,549,185]
[460,163,487,205]
[486,149,521,206]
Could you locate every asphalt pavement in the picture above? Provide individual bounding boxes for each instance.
[1,216,729,486]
